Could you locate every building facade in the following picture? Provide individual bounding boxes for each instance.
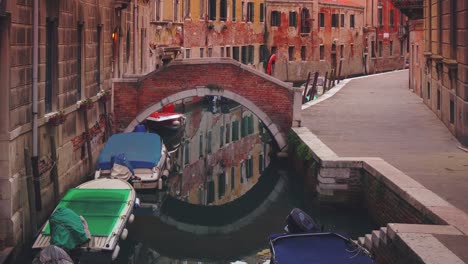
[399,0,468,146]
[0,0,151,253]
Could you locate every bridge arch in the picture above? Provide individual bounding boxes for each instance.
[113,58,302,151]
[124,87,287,149]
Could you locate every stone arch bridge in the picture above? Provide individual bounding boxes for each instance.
[113,58,302,151]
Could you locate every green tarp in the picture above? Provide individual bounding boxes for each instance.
[44,188,131,237]
[49,207,88,250]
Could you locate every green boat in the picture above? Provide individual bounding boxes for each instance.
[32,178,136,262]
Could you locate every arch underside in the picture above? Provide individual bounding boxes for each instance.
[123,87,287,150]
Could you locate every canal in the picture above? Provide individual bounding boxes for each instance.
[114,97,375,264]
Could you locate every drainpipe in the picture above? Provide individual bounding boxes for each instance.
[133,0,138,74]
[32,0,41,210]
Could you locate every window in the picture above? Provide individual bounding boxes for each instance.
[226,46,231,57]
[220,0,227,21]
[301,8,311,33]
[350,14,355,28]
[232,0,236,21]
[232,120,239,141]
[199,134,204,157]
[246,156,253,178]
[248,45,254,64]
[390,9,394,26]
[225,123,230,143]
[155,0,162,21]
[218,173,226,198]
[350,43,354,56]
[247,2,254,22]
[230,167,235,190]
[248,116,254,134]
[208,47,212,57]
[289,11,297,27]
[271,11,281,26]
[288,46,295,61]
[185,48,191,58]
[200,48,204,58]
[378,6,383,26]
[400,40,404,57]
[207,181,214,204]
[184,0,191,18]
[437,89,441,110]
[207,131,212,154]
[378,41,383,57]
[319,13,325,27]
[77,24,83,100]
[340,44,344,59]
[340,14,344,27]
[45,20,56,113]
[200,0,205,19]
[260,3,264,22]
[259,45,266,62]
[371,41,375,58]
[241,46,247,64]
[427,82,431,99]
[242,1,245,21]
[332,14,338,27]
[320,45,324,60]
[233,46,240,61]
[174,0,179,21]
[241,116,248,137]
[221,47,225,57]
[259,154,264,173]
[390,41,393,56]
[220,126,224,146]
[450,100,454,124]
[208,0,216,20]
[301,46,306,61]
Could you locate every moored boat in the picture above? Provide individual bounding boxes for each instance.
[32,178,137,263]
[146,111,186,131]
[95,132,170,190]
[269,208,374,264]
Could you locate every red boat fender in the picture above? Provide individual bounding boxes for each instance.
[267,54,277,75]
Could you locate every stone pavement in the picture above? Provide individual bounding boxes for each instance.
[301,70,468,262]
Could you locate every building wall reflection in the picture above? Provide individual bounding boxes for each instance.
[168,99,271,205]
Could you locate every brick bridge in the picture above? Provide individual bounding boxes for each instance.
[113,58,302,150]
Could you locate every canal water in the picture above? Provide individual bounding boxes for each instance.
[113,97,375,264]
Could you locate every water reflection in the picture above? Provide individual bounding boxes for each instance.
[164,98,272,206]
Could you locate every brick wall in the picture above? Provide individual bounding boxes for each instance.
[113,60,295,137]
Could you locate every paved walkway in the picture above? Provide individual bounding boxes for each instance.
[302,70,468,215]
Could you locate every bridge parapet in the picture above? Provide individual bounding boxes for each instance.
[113,58,303,151]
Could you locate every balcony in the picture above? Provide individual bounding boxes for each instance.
[392,0,423,20]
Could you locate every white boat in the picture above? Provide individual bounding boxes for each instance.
[32,178,137,262]
[95,132,170,190]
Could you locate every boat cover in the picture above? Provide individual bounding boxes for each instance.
[48,208,89,250]
[44,188,131,236]
[97,132,162,170]
[270,233,374,264]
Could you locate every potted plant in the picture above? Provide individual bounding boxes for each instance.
[77,98,94,110]
[222,24,228,31]
[97,89,111,103]
[207,23,215,30]
[48,111,67,126]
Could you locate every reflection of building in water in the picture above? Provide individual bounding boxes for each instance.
[168,100,271,205]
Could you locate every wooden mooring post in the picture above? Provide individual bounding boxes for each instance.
[328,69,334,89]
[323,71,329,92]
[24,148,38,236]
[302,72,312,104]
[309,72,319,100]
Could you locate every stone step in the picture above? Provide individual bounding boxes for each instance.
[372,230,380,248]
[364,234,373,250]
[358,236,365,246]
[380,227,388,245]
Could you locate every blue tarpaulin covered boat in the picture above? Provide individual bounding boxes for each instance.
[269,208,374,264]
[95,132,169,190]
